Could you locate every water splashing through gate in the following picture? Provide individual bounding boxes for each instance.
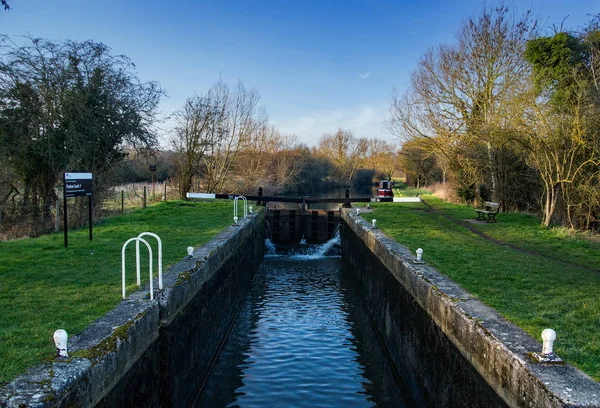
[265,223,340,259]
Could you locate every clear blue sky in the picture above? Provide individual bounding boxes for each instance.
[1,0,598,146]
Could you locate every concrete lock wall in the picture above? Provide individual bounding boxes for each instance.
[341,210,600,408]
[0,210,264,408]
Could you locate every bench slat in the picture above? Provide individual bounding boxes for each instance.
[475,201,500,223]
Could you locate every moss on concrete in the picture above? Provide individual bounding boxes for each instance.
[175,270,194,287]
[71,312,146,366]
[72,321,134,366]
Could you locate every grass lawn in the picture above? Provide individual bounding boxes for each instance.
[0,200,234,384]
[393,186,432,197]
[364,201,600,381]
[422,196,600,272]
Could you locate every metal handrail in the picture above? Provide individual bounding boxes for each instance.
[122,237,154,300]
[137,232,163,290]
[234,195,248,222]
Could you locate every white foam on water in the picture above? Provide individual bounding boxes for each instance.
[265,226,341,260]
[265,238,277,255]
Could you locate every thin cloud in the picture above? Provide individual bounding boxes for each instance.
[358,72,371,79]
[276,105,393,146]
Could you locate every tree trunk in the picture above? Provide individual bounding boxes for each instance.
[487,141,498,201]
[22,179,32,216]
[40,173,56,224]
[178,169,193,200]
[542,183,559,227]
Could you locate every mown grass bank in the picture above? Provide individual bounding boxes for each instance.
[364,201,600,381]
[422,196,600,272]
[0,200,234,384]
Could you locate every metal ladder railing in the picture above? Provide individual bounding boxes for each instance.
[121,232,163,300]
[233,195,248,223]
[136,232,163,290]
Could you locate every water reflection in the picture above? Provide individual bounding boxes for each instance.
[196,244,413,407]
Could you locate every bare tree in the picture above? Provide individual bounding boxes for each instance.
[200,80,264,193]
[388,5,538,201]
[398,140,441,189]
[317,129,368,183]
[364,138,386,171]
[522,89,599,226]
[364,138,397,180]
[171,80,297,196]
[235,124,299,193]
[170,95,211,199]
[523,27,600,226]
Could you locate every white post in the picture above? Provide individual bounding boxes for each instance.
[122,237,154,300]
[249,206,253,214]
[372,219,377,228]
[138,232,163,290]
[416,248,423,262]
[542,329,557,356]
[187,246,194,259]
[53,329,68,358]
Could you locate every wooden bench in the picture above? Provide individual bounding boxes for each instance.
[475,201,500,223]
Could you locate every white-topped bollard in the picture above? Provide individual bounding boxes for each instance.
[54,329,68,358]
[416,248,423,262]
[234,216,239,225]
[356,208,360,215]
[530,328,562,364]
[542,328,557,356]
[187,246,194,259]
[372,219,377,228]
[249,206,253,214]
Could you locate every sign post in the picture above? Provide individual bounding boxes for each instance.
[63,172,93,248]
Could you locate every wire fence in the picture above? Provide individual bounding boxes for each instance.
[0,181,179,240]
[103,181,175,213]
